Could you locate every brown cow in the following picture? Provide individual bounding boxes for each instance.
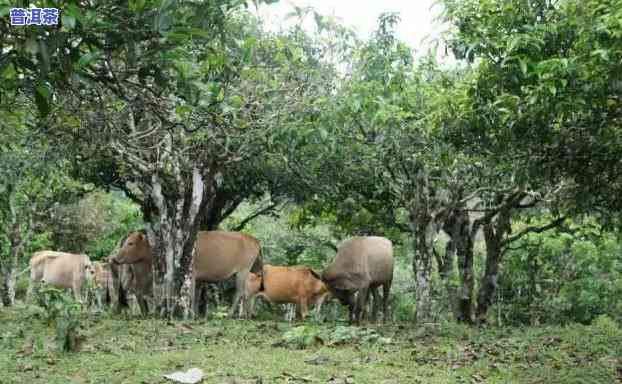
[110,230,262,317]
[107,233,153,314]
[28,251,95,303]
[321,236,394,324]
[245,265,331,320]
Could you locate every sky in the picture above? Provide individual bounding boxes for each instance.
[255,0,447,56]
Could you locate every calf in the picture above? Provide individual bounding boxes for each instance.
[246,265,331,320]
[92,261,113,309]
[28,251,95,303]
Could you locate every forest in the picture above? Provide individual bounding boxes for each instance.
[1,0,622,383]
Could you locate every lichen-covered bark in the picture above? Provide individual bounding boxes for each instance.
[150,167,206,319]
[449,208,475,324]
[437,238,460,320]
[0,265,16,307]
[1,204,32,307]
[476,208,511,323]
[409,168,442,324]
[412,231,434,323]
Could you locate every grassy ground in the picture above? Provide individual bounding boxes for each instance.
[0,305,621,384]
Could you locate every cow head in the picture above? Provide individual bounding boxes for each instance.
[321,274,354,307]
[246,272,262,296]
[112,231,151,264]
[84,259,96,282]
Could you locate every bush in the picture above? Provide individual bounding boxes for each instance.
[392,292,416,321]
[274,325,392,349]
[498,224,622,325]
[36,285,84,352]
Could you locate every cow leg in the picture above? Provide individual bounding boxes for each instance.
[370,286,381,322]
[230,270,250,319]
[361,289,373,321]
[135,293,149,315]
[382,280,392,322]
[238,296,246,318]
[313,293,328,322]
[247,294,260,318]
[298,299,309,321]
[72,279,84,304]
[94,288,104,311]
[354,287,368,324]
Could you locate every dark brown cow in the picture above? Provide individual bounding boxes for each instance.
[321,236,394,324]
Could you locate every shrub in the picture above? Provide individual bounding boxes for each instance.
[36,285,84,352]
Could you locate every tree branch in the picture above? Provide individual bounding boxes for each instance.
[502,216,566,246]
[232,201,281,232]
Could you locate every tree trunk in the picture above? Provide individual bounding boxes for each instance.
[409,167,443,324]
[476,223,502,323]
[412,230,433,324]
[149,167,207,319]
[442,206,476,323]
[1,205,32,306]
[454,210,474,324]
[0,263,17,307]
[476,208,511,324]
[437,239,460,320]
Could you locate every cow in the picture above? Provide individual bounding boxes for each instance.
[109,230,263,318]
[27,251,95,303]
[91,261,113,310]
[245,265,331,321]
[106,233,153,315]
[321,236,394,324]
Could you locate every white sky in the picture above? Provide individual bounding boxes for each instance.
[255,0,447,56]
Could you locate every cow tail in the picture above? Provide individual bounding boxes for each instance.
[248,240,265,292]
[258,247,265,292]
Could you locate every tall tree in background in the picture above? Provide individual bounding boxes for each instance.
[442,0,622,217]
[0,111,80,306]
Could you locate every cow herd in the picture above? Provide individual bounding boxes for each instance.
[25,230,395,324]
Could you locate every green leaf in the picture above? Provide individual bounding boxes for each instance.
[1,63,16,80]
[25,39,39,55]
[129,0,146,12]
[63,4,84,22]
[519,59,528,76]
[77,52,102,69]
[0,5,10,17]
[175,105,191,117]
[35,85,51,117]
[62,15,76,30]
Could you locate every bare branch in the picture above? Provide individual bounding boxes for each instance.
[502,216,566,246]
[231,201,282,232]
[460,186,515,205]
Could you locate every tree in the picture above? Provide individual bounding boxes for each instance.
[5,0,357,317]
[442,0,622,216]
[3,0,284,317]
[0,111,81,306]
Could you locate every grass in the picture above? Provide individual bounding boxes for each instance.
[0,305,621,384]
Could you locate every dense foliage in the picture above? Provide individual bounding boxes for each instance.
[1,0,622,328]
